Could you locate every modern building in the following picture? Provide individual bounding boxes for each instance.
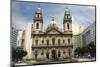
[72,35,80,49]
[72,22,96,53]
[17,30,23,47]
[28,6,73,60]
[23,23,33,59]
[80,22,96,47]
[11,27,18,48]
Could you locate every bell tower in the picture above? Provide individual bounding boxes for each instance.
[33,5,43,33]
[63,7,72,33]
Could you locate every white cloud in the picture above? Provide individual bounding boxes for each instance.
[72,23,80,35]
[12,2,32,30]
[12,13,32,30]
[72,16,85,35]
[87,6,95,10]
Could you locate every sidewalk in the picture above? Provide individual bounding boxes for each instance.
[15,58,78,66]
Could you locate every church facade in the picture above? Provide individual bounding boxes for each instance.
[31,7,73,60]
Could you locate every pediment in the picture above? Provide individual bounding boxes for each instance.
[45,28,62,34]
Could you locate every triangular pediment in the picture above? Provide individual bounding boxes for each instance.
[45,28,62,34]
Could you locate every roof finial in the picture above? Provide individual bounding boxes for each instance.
[52,17,55,21]
[65,6,70,14]
[36,4,41,13]
[37,4,41,10]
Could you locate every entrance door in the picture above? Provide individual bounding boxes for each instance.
[52,50,56,59]
[46,52,49,59]
[58,51,61,57]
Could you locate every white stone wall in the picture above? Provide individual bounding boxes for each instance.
[32,35,73,60]
[33,21,43,33]
[32,36,72,46]
[32,48,73,60]
[17,30,23,47]
[64,22,72,32]
[24,23,33,59]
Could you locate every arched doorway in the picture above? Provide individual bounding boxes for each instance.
[52,38,55,45]
[51,49,56,59]
[46,51,49,59]
[34,50,38,60]
[58,50,61,57]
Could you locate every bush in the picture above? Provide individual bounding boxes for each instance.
[12,47,27,62]
[74,42,96,58]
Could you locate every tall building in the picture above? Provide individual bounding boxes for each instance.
[23,23,33,59]
[81,22,96,47]
[17,30,23,47]
[11,27,18,48]
[72,22,96,49]
[72,35,80,49]
[30,7,73,60]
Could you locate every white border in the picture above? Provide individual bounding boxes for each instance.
[0,0,100,67]
[21,0,96,5]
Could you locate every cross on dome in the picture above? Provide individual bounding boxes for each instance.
[50,17,56,25]
[36,4,42,13]
[65,6,70,14]
[52,17,55,21]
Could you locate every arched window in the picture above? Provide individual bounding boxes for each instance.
[58,50,61,57]
[34,50,38,60]
[36,23,39,29]
[68,39,70,44]
[39,14,41,18]
[63,50,66,54]
[46,51,49,59]
[67,16,68,19]
[51,50,56,59]
[67,23,69,29]
[41,51,44,55]
[63,40,65,44]
[42,40,44,44]
[47,39,49,45]
[52,38,55,45]
[36,40,38,45]
[58,39,60,45]
[65,16,68,19]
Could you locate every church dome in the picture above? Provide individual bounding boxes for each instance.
[47,17,59,31]
[49,17,57,26]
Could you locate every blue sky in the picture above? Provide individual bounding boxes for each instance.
[12,1,95,34]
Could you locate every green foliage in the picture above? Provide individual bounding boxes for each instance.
[87,42,96,57]
[75,47,81,56]
[74,42,96,57]
[12,47,27,62]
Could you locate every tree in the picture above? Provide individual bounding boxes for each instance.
[74,42,96,58]
[74,47,81,56]
[12,47,27,62]
[75,46,89,57]
[87,42,96,57]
